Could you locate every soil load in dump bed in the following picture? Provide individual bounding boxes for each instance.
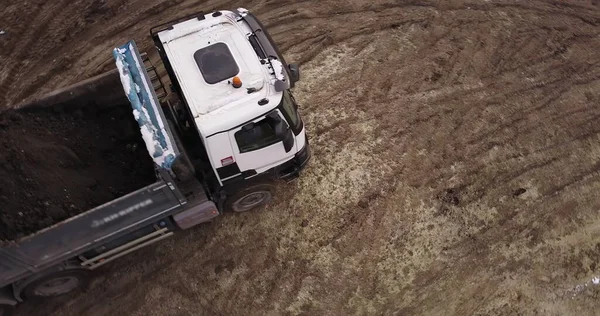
[0,102,157,241]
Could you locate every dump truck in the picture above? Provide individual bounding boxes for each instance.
[0,8,310,315]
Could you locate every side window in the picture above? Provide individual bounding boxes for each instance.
[234,117,280,153]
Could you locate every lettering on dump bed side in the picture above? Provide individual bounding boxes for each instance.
[91,199,154,228]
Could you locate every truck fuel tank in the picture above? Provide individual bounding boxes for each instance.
[173,200,219,229]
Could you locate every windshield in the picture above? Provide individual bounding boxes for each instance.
[279,91,302,134]
[234,116,280,153]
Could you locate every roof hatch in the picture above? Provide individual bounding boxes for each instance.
[193,43,239,84]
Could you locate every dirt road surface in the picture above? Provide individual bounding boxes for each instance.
[3,0,600,315]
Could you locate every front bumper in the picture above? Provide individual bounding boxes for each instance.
[276,140,311,182]
[295,139,311,170]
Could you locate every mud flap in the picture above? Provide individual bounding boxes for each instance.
[112,40,179,170]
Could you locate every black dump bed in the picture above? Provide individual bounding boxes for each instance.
[0,73,157,241]
[0,70,186,287]
[0,177,183,287]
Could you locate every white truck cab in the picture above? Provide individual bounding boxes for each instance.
[0,9,311,314]
[150,8,310,210]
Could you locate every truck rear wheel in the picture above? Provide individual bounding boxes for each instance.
[226,183,276,212]
[0,304,15,316]
[22,269,90,300]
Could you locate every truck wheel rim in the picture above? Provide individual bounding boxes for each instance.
[35,276,80,297]
[233,191,271,212]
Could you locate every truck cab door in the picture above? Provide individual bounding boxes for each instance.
[227,110,296,176]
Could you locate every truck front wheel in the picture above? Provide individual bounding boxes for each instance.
[0,304,15,316]
[226,183,276,212]
[22,269,90,300]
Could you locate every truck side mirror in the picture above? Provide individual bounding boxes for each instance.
[272,115,294,153]
[281,128,294,153]
[288,63,300,85]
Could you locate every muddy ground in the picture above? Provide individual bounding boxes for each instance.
[3,0,600,315]
[0,104,156,241]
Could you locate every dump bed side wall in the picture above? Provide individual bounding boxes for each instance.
[0,252,24,289]
[0,178,184,288]
[0,67,185,287]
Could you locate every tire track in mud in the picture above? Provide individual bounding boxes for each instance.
[0,0,114,108]
[373,4,600,200]
[1,0,81,101]
[280,2,600,314]
[9,1,109,105]
[12,0,194,105]
[260,3,433,65]
[292,0,580,216]
[8,0,600,315]
[0,1,52,107]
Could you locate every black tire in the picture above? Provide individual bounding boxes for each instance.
[225,183,276,212]
[0,304,15,316]
[22,269,90,300]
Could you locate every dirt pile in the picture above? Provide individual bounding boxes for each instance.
[0,103,156,241]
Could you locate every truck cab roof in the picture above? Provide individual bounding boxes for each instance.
[155,9,286,137]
